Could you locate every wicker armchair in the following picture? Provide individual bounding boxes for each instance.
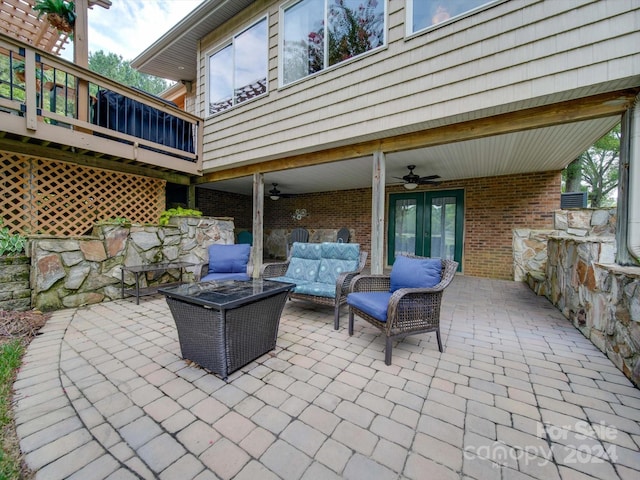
[347,257,458,365]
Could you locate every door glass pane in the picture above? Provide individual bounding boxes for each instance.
[394,199,417,257]
[430,196,456,260]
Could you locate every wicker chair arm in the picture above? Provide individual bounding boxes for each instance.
[198,263,208,281]
[385,287,444,332]
[350,274,392,293]
[340,251,369,294]
[260,261,289,278]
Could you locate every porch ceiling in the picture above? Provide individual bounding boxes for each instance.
[199,115,620,196]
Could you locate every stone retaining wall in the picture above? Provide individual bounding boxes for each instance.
[0,255,31,311]
[513,208,616,281]
[544,237,639,387]
[28,216,234,311]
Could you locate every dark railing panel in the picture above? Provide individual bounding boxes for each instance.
[92,89,195,159]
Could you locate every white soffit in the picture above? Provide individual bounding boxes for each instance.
[202,116,620,195]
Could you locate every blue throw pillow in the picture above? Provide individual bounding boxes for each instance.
[390,256,442,292]
[208,244,251,273]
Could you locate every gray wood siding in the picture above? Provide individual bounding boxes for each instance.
[197,0,640,171]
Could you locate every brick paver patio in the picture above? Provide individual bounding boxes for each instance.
[13,276,640,479]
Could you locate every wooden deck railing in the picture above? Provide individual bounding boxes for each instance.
[0,34,203,176]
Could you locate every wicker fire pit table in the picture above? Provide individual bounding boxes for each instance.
[160,279,294,380]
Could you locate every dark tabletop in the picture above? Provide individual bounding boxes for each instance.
[159,279,294,310]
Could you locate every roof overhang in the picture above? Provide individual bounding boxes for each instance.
[130,0,257,82]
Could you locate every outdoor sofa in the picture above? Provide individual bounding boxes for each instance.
[260,242,367,329]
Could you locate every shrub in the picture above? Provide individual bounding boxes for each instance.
[158,207,202,226]
[0,220,26,256]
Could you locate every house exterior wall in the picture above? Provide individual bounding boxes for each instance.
[196,0,639,170]
[197,170,561,279]
[197,189,254,231]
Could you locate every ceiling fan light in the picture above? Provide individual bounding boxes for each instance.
[269,183,280,200]
[403,182,418,190]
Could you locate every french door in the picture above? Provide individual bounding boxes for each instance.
[388,190,463,269]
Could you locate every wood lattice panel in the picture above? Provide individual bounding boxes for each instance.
[0,150,32,233]
[1,151,166,236]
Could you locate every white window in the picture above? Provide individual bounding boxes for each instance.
[281,0,386,85]
[208,17,268,115]
[407,0,503,35]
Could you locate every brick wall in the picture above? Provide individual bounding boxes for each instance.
[197,188,253,230]
[196,171,561,280]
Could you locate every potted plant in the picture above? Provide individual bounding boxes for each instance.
[33,0,76,35]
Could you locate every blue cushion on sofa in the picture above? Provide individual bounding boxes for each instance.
[285,257,321,282]
[208,244,251,274]
[320,242,360,261]
[390,256,442,293]
[347,292,393,322]
[295,281,336,298]
[290,242,322,260]
[317,258,359,285]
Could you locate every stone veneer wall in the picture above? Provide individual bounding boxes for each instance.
[28,216,235,312]
[513,208,617,282]
[544,238,639,387]
[0,255,31,311]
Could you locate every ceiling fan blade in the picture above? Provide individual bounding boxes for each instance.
[418,175,440,181]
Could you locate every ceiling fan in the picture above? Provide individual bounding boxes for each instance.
[267,183,297,200]
[394,165,441,190]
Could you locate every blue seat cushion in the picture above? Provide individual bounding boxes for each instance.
[208,244,250,274]
[347,292,393,322]
[294,282,336,298]
[201,272,250,282]
[268,275,311,286]
[390,256,442,293]
[284,257,321,282]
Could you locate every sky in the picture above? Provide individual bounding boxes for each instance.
[62,0,203,62]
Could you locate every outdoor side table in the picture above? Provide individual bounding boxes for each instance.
[159,279,294,380]
[121,262,195,304]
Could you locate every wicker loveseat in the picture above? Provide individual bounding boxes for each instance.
[347,255,458,365]
[261,242,368,329]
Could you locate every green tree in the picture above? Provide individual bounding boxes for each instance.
[88,50,169,95]
[563,158,583,193]
[562,124,620,207]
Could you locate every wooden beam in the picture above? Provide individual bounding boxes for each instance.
[196,89,639,184]
[252,173,264,278]
[0,138,192,184]
[371,151,385,275]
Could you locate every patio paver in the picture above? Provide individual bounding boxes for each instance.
[13,276,640,479]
